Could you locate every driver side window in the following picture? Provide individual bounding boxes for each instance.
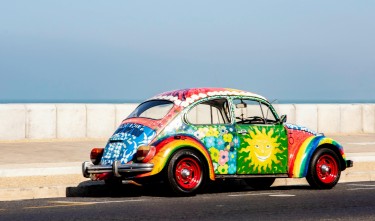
[233,99,277,124]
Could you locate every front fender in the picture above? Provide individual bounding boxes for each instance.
[291,136,346,178]
[136,135,215,181]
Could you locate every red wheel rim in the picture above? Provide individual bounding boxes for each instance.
[175,157,202,190]
[316,154,339,184]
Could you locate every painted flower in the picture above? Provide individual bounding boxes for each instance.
[229,152,236,162]
[139,132,156,146]
[232,136,239,147]
[186,127,196,135]
[228,162,236,174]
[204,137,216,147]
[194,130,204,140]
[225,143,231,151]
[219,150,229,166]
[209,147,220,163]
[219,126,228,135]
[223,133,233,143]
[216,137,226,150]
[206,127,219,137]
[194,128,207,139]
[218,164,229,174]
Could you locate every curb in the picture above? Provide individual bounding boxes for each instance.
[0,162,82,177]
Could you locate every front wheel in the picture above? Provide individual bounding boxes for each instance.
[306,148,341,189]
[167,149,206,196]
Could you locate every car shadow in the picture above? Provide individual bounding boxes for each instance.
[66,179,311,198]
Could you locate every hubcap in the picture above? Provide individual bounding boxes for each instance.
[181,169,191,179]
[316,154,338,184]
[175,157,202,190]
[320,164,330,174]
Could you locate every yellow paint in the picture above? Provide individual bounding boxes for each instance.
[138,138,215,180]
[240,127,282,173]
[292,136,314,177]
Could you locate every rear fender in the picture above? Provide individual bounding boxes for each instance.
[136,135,215,181]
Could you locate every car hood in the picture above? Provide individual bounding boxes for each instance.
[100,123,156,165]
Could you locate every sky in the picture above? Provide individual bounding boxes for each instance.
[0,1,374,103]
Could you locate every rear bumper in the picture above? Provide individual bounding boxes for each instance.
[82,161,153,179]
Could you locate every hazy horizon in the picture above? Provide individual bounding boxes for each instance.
[1,1,374,102]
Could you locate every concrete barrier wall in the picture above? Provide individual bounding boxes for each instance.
[0,103,374,140]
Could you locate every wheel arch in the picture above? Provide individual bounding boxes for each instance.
[137,135,215,181]
[291,136,346,178]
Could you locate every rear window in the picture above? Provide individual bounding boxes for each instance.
[127,100,174,120]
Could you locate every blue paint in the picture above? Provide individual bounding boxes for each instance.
[100,123,156,165]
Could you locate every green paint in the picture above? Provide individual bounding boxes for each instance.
[236,125,288,174]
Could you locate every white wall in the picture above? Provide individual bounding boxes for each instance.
[26,104,56,139]
[0,104,26,140]
[86,104,116,138]
[56,104,86,139]
[0,103,374,140]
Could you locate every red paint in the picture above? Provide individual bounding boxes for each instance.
[175,156,202,190]
[286,127,314,177]
[316,154,339,184]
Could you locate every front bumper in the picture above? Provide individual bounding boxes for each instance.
[82,161,154,179]
[346,160,354,168]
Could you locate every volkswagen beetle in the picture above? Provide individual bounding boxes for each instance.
[82,88,353,195]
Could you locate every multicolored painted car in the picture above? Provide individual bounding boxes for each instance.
[82,88,353,195]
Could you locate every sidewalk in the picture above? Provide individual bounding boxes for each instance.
[0,135,374,201]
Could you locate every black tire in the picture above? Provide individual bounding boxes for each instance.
[167,149,206,196]
[244,177,276,190]
[306,148,341,189]
[104,177,123,186]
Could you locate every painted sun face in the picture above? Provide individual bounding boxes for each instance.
[252,140,274,162]
[240,127,283,173]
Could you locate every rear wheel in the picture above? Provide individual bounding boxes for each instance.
[104,177,122,186]
[306,148,341,189]
[244,177,275,190]
[167,149,206,196]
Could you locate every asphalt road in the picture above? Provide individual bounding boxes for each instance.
[1,181,375,221]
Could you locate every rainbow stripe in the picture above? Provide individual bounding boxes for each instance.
[292,136,345,178]
[136,135,215,180]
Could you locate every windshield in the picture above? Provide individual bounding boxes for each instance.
[127,100,174,120]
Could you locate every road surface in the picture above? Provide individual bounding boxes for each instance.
[1,181,374,220]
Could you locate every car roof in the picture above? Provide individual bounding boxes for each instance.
[150,88,267,107]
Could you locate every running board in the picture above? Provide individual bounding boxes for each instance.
[216,174,289,179]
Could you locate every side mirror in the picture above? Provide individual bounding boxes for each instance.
[236,103,247,109]
[280,115,287,123]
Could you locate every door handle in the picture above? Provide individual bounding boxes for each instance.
[238,129,248,135]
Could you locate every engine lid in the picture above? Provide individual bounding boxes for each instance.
[100,123,156,165]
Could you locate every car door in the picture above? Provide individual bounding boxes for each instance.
[185,98,237,175]
[233,98,288,175]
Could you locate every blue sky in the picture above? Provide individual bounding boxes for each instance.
[0,1,374,102]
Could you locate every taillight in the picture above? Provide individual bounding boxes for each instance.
[90,148,104,165]
[136,145,156,162]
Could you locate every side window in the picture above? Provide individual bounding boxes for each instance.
[186,98,230,125]
[260,102,277,123]
[233,99,277,124]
